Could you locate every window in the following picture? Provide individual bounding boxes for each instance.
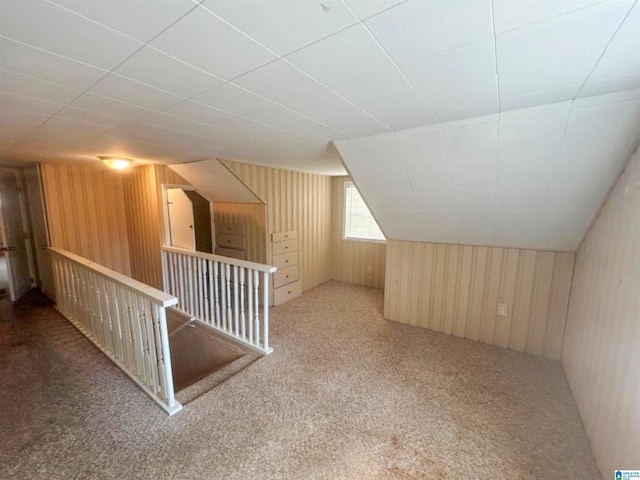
[343,182,385,242]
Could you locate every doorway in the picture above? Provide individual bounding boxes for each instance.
[0,168,33,301]
[163,185,214,254]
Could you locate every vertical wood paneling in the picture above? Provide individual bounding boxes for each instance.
[331,176,386,288]
[384,239,575,360]
[213,203,267,263]
[123,165,163,289]
[223,161,332,292]
[122,165,192,289]
[40,164,131,276]
[562,148,640,477]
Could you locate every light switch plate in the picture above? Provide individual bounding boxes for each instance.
[497,303,508,317]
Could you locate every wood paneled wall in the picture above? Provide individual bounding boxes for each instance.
[123,165,190,289]
[331,176,386,288]
[213,203,267,263]
[123,165,163,289]
[40,164,131,275]
[562,148,640,476]
[222,160,332,292]
[384,240,575,360]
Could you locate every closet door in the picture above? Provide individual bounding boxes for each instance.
[25,166,54,300]
[0,169,31,301]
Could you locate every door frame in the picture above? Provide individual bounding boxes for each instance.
[0,167,35,301]
[161,184,216,249]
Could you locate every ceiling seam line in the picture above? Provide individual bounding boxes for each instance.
[1,0,207,153]
[497,0,611,35]
[543,100,576,207]
[490,0,501,198]
[340,0,442,125]
[195,1,392,131]
[573,0,638,99]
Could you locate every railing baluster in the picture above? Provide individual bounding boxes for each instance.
[254,270,260,348]
[240,267,246,340]
[233,265,239,336]
[225,264,232,332]
[263,271,269,352]
[220,261,227,331]
[197,257,204,321]
[49,248,180,415]
[159,246,275,356]
[213,261,221,328]
[247,268,254,344]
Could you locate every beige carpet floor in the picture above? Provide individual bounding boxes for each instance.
[0,282,600,480]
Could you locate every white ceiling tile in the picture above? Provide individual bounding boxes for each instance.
[492,0,605,33]
[448,159,497,188]
[150,5,276,80]
[364,189,452,211]
[69,93,153,121]
[573,87,640,107]
[453,188,495,211]
[54,106,131,129]
[497,2,632,102]
[233,60,387,136]
[286,24,390,88]
[546,183,611,211]
[495,186,548,210]
[88,73,183,110]
[394,125,445,163]
[0,92,62,116]
[496,156,555,187]
[403,39,498,122]
[554,149,628,186]
[578,74,640,98]
[364,0,493,66]
[0,107,49,129]
[0,0,142,69]
[578,2,640,91]
[205,0,358,56]
[194,83,344,141]
[114,46,224,98]
[334,67,437,130]
[345,0,406,20]
[498,101,571,159]
[406,161,450,191]
[0,68,82,104]
[443,120,498,163]
[500,84,582,112]
[51,0,197,43]
[559,99,640,166]
[164,101,318,151]
[0,38,107,91]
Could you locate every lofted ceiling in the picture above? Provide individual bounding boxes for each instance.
[0,0,637,175]
[169,158,263,204]
[1,0,640,250]
[335,89,640,251]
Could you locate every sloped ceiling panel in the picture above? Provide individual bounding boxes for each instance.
[1,0,639,174]
[169,158,263,204]
[334,89,640,251]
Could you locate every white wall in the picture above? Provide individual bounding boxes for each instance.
[562,146,640,476]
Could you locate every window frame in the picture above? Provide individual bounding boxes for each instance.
[342,181,386,244]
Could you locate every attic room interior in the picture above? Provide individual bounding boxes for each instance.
[0,0,638,478]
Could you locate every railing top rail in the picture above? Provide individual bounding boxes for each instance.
[162,245,277,274]
[50,247,178,307]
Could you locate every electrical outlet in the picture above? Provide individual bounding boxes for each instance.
[497,303,508,317]
[366,264,373,274]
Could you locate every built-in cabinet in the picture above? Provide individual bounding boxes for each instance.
[215,222,246,260]
[271,230,301,305]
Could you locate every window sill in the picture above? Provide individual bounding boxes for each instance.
[342,237,387,245]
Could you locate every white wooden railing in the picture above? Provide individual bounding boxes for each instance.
[50,248,182,416]
[161,246,277,355]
